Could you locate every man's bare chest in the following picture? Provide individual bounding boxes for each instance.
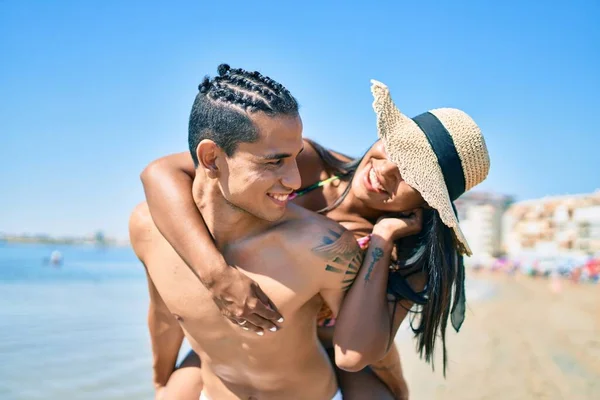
[146,236,319,329]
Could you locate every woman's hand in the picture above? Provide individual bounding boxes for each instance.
[372,208,423,242]
[209,266,284,335]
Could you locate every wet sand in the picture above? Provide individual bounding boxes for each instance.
[395,273,600,399]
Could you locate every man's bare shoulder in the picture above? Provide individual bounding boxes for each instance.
[277,206,351,247]
[273,206,363,290]
[128,202,155,261]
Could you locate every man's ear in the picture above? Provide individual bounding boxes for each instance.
[196,139,221,178]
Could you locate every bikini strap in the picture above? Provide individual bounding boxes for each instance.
[289,175,341,200]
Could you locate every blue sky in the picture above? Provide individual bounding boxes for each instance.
[1,0,599,239]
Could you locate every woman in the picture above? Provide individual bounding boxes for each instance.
[141,80,490,399]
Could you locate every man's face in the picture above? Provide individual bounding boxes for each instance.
[217,113,304,222]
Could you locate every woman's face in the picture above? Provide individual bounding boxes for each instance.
[351,140,425,213]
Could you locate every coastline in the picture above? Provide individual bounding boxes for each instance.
[0,237,130,247]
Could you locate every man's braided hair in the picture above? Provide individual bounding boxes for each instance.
[188,64,299,165]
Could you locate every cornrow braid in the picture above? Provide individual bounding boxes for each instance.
[216,75,277,113]
[205,64,297,114]
[209,80,275,114]
[222,65,295,111]
[229,74,277,98]
[188,64,299,165]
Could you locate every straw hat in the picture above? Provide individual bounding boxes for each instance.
[370,80,490,256]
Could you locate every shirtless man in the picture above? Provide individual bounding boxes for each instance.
[129,65,362,400]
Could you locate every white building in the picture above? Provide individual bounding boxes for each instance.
[502,190,600,257]
[455,192,514,259]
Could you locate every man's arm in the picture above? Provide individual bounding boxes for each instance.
[282,218,363,320]
[129,205,184,398]
[144,270,185,397]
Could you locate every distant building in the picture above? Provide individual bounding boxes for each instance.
[502,190,600,256]
[455,192,514,258]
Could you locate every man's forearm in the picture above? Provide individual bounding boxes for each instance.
[148,305,185,391]
[144,272,185,391]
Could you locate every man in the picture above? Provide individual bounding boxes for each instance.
[129,64,362,400]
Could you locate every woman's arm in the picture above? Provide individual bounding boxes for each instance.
[333,211,425,372]
[140,152,283,333]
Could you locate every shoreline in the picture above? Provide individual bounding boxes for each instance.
[0,239,130,248]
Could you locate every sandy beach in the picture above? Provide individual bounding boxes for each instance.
[395,273,600,399]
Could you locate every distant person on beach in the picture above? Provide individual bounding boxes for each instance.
[43,250,63,266]
[135,64,491,399]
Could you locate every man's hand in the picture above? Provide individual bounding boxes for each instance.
[372,208,423,242]
[208,266,284,335]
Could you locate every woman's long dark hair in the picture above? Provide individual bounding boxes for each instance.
[306,138,463,375]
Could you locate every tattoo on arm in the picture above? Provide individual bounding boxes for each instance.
[364,247,384,285]
[312,228,364,290]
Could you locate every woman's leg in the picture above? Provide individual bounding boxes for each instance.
[320,323,407,400]
[162,350,204,400]
[325,347,396,400]
[368,345,409,400]
[337,367,397,400]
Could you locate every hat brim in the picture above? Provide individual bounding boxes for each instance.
[370,80,472,256]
